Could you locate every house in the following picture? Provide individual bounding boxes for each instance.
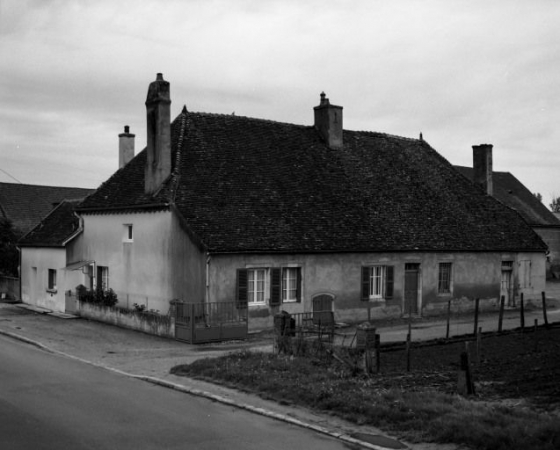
[39,73,544,330]
[18,200,88,312]
[454,147,560,279]
[0,182,94,236]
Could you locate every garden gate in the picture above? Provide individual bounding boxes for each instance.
[174,301,248,344]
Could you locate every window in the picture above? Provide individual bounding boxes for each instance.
[282,267,301,303]
[438,263,452,294]
[97,266,109,291]
[123,224,133,242]
[236,266,302,307]
[361,265,394,301]
[48,269,57,291]
[247,269,266,304]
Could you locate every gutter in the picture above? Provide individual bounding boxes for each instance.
[77,203,171,213]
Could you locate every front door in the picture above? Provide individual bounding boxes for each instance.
[312,294,334,326]
[404,263,420,315]
[501,264,513,307]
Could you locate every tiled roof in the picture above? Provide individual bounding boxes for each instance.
[0,182,94,236]
[454,166,560,227]
[79,110,546,253]
[18,200,82,247]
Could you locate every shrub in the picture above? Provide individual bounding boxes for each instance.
[77,287,118,307]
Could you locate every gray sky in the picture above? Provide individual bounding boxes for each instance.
[1,0,559,206]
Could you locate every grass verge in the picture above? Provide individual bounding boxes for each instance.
[171,350,560,450]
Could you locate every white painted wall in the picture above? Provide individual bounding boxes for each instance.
[20,247,83,312]
[75,210,205,314]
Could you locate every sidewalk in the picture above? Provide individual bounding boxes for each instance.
[1,295,559,450]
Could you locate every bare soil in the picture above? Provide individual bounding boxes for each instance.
[373,326,560,411]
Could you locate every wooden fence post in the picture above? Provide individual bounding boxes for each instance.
[498,295,505,333]
[542,292,549,328]
[375,334,381,373]
[473,298,480,336]
[458,342,475,396]
[446,299,451,340]
[476,327,482,365]
[406,332,411,372]
[520,293,525,332]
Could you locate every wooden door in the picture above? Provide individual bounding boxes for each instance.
[404,263,420,315]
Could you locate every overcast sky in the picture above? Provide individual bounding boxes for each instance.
[1,0,559,206]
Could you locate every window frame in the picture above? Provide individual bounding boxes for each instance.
[47,268,57,292]
[97,266,109,291]
[438,262,453,295]
[281,267,302,303]
[247,268,267,305]
[361,265,394,301]
[123,224,133,243]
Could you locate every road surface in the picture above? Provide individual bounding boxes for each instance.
[0,334,356,450]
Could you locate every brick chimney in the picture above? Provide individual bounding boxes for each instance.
[472,144,493,196]
[145,73,171,195]
[118,125,135,169]
[314,92,343,149]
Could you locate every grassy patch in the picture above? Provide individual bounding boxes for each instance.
[171,350,560,450]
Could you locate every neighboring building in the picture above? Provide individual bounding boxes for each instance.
[0,182,94,236]
[455,145,560,279]
[18,200,87,312]
[45,73,545,329]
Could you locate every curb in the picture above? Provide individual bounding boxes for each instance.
[0,328,403,450]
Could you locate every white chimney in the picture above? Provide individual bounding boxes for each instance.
[118,125,135,169]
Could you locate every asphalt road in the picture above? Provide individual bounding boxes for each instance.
[0,335,355,450]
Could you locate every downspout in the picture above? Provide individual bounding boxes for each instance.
[205,253,211,303]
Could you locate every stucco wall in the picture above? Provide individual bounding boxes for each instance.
[20,247,82,312]
[76,211,205,314]
[208,251,546,329]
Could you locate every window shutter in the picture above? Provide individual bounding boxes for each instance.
[385,266,394,299]
[361,266,370,301]
[270,268,281,306]
[295,268,302,303]
[236,269,248,309]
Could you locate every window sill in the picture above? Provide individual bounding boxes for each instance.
[437,292,452,297]
[248,302,267,307]
[46,288,57,294]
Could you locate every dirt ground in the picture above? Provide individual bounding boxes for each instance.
[369,326,560,412]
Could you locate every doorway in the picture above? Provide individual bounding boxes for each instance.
[501,261,513,307]
[404,263,420,316]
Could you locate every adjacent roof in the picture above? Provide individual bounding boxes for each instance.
[18,199,82,247]
[0,182,94,235]
[79,109,547,253]
[454,166,560,228]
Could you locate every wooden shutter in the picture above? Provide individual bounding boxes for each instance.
[361,266,370,301]
[295,268,302,303]
[270,268,281,306]
[385,266,394,299]
[236,269,248,309]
